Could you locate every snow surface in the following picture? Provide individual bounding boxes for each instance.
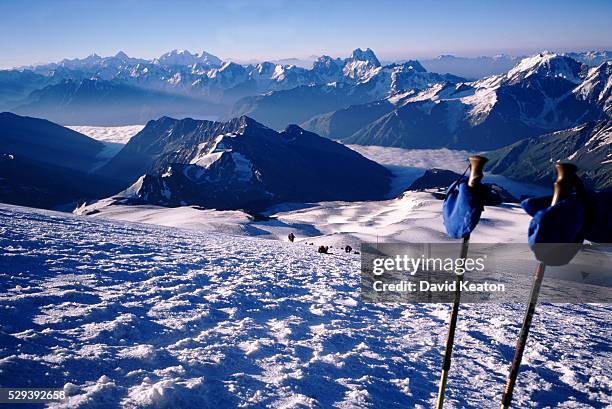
[1,204,610,408]
[76,191,531,251]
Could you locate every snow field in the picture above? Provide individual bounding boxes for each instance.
[0,205,610,408]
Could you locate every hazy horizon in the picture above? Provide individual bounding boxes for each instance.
[1,0,611,69]
[4,46,612,71]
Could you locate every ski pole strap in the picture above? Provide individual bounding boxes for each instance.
[446,164,470,199]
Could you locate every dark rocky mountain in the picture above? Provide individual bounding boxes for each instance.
[573,61,612,116]
[98,116,391,210]
[407,168,463,190]
[405,168,517,202]
[0,112,103,171]
[487,120,612,190]
[13,78,211,126]
[0,153,116,209]
[307,53,610,151]
[0,112,118,208]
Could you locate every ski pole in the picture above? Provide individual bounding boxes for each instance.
[500,162,577,409]
[436,155,488,409]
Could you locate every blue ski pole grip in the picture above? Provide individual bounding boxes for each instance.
[525,163,583,266]
[443,180,484,239]
[443,155,488,239]
[524,190,612,244]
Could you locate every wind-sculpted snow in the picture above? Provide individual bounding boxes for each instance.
[0,205,610,408]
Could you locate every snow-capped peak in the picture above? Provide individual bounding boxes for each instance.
[58,53,103,69]
[573,61,612,113]
[342,48,382,81]
[197,50,223,66]
[155,49,222,67]
[154,49,192,66]
[506,52,584,84]
[350,48,381,67]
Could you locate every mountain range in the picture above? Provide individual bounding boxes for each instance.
[13,78,208,126]
[302,54,611,151]
[1,49,610,201]
[5,48,449,126]
[231,56,463,129]
[3,48,608,127]
[417,51,612,79]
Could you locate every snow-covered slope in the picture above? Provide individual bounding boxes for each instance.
[487,120,612,190]
[1,204,610,408]
[76,190,531,251]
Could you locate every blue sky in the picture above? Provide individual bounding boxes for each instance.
[1,0,611,68]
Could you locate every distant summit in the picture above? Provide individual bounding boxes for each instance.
[350,48,381,67]
[154,49,222,67]
[505,52,584,84]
